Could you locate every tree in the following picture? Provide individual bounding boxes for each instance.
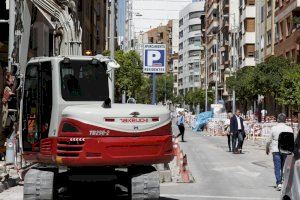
[277,65,300,108]
[255,56,293,96]
[183,89,210,112]
[136,76,151,104]
[156,74,174,103]
[114,50,144,102]
[172,95,184,105]
[226,66,257,103]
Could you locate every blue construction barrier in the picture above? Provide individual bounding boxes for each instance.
[192,111,213,132]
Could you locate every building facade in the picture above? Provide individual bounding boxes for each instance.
[178,1,205,95]
[78,0,107,55]
[139,20,177,73]
[204,0,219,91]
[239,0,256,68]
[255,0,276,64]
[274,0,300,62]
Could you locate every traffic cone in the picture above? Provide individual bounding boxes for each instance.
[177,150,183,167]
[179,154,194,183]
[173,138,180,156]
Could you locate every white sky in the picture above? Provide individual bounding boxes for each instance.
[132,0,194,34]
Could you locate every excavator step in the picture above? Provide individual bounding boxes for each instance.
[24,169,54,200]
[130,166,160,200]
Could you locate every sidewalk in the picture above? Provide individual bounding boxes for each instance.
[0,161,21,193]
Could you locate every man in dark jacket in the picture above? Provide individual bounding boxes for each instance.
[230,109,245,154]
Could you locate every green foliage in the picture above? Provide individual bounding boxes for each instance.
[183,89,210,109]
[277,66,300,107]
[255,56,293,96]
[156,74,174,102]
[172,95,184,105]
[225,56,294,105]
[102,50,110,56]
[136,76,151,104]
[114,50,145,102]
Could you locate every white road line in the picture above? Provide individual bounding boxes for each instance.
[161,194,278,200]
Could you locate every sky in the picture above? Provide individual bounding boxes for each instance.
[131,0,195,34]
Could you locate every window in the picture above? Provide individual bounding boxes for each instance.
[261,6,264,23]
[245,44,255,57]
[60,60,109,101]
[189,11,201,19]
[267,30,272,46]
[245,18,255,32]
[22,62,52,152]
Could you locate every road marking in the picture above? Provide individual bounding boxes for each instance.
[161,194,277,200]
[212,166,260,178]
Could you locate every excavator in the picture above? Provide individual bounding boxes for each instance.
[4,0,174,199]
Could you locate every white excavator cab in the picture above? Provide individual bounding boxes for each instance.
[20,55,118,152]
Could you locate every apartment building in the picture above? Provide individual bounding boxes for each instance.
[141,21,174,73]
[204,0,219,89]
[274,0,300,62]
[78,0,108,54]
[255,0,276,63]
[178,1,205,95]
[171,20,180,96]
[239,0,256,68]
[219,0,239,99]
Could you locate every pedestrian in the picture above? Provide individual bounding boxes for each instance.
[176,111,185,142]
[224,114,232,152]
[230,109,245,154]
[266,113,293,191]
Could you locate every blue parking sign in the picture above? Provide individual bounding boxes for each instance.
[143,44,166,73]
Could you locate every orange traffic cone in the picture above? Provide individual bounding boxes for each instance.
[179,154,194,183]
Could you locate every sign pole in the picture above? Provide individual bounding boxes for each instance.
[152,73,156,105]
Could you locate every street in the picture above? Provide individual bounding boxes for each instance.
[160,125,279,200]
[0,125,280,200]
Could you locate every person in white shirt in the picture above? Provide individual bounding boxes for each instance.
[266,113,293,191]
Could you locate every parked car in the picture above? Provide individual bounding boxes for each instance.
[279,130,300,200]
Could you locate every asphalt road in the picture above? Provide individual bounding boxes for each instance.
[160,125,280,200]
[0,125,280,200]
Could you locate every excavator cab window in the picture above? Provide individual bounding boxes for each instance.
[60,60,109,101]
[22,62,52,152]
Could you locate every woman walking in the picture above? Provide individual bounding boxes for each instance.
[176,111,185,142]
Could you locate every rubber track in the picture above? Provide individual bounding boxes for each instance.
[131,169,160,200]
[24,169,54,200]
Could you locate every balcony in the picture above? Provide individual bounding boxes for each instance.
[275,0,300,22]
[207,20,219,34]
[244,57,255,66]
[223,0,229,12]
[244,32,256,44]
[207,1,218,17]
[241,5,256,21]
[188,17,201,26]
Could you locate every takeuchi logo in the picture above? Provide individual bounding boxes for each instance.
[120,118,148,123]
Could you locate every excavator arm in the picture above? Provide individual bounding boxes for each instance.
[3,0,82,165]
[13,0,82,74]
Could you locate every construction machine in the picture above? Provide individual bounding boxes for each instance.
[4,0,174,199]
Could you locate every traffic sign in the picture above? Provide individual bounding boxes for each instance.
[143,44,166,73]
